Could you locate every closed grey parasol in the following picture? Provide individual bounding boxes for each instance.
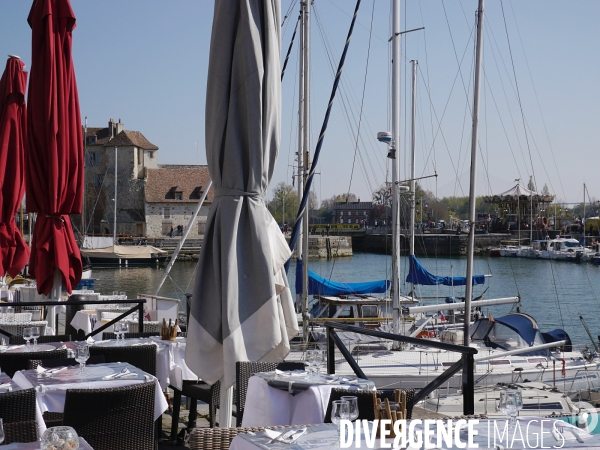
[185,0,298,391]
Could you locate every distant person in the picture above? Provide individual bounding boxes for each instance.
[170,226,174,238]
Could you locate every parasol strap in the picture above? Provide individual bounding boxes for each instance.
[45,215,65,223]
[214,187,261,200]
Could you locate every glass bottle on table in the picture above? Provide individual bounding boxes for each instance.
[31,326,40,349]
[6,307,13,323]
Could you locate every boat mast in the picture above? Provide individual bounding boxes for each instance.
[583,183,586,244]
[113,145,118,245]
[464,0,485,346]
[409,60,417,299]
[390,0,401,335]
[300,0,311,344]
[82,116,87,237]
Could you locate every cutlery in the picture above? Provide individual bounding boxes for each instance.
[103,368,128,380]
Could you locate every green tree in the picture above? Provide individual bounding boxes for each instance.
[268,182,298,225]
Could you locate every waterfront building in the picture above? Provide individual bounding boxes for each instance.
[332,201,372,226]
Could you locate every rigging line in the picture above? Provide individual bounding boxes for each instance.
[287,0,363,260]
[441,0,473,115]
[324,0,386,44]
[417,1,435,168]
[500,1,536,187]
[346,0,375,199]
[284,46,299,186]
[507,1,565,202]
[85,166,110,234]
[281,15,300,81]
[312,5,381,191]
[282,0,298,28]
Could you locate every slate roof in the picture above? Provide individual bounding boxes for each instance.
[145,165,213,204]
[333,201,373,210]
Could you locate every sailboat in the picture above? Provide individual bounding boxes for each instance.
[79,146,167,267]
[289,0,600,396]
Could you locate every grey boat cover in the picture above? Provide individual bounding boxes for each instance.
[186,0,298,390]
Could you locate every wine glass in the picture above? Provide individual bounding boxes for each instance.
[23,327,32,349]
[31,326,40,349]
[341,396,359,422]
[313,350,325,379]
[75,344,90,375]
[304,350,316,379]
[331,400,350,447]
[0,418,4,444]
[498,389,519,429]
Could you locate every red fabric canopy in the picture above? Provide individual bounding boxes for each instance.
[26,0,84,295]
[0,57,30,278]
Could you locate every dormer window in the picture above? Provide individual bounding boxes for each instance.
[175,191,183,200]
[87,136,97,144]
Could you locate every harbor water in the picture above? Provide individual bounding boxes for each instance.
[91,253,600,347]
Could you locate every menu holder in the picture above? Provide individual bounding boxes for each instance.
[161,318,178,341]
[373,390,407,438]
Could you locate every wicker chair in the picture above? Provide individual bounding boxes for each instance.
[3,420,38,444]
[62,382,156,450]
[89,344,156,376]
[235,361,305,426]
[0,388,37,424]
[102,331,159,340]
[0,348,68,377]
[187,424,313,450]
[323,388,415,423]
[0,320,47,338]
[9,334,73,345]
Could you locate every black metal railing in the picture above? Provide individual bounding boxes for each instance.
[0,299,146,339]
[324,322,478,415]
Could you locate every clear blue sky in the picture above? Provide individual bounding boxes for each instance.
[1,1,599,208]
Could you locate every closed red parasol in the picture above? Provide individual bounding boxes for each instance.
[26,0,84,295]
[0,56,30,278]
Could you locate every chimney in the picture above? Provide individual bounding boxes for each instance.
[116,118,124,135]
[108,118,115,138]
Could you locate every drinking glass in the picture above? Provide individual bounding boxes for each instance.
[31,326,40,349]
[341,396,359,422]
[23,327,32,349]
[75,344,90,375]
[0,418,4,444]
[304,350,316,378]
[313,350,325,379]
[331,400,350,447]
[498,389,519,429]
[6,307,14,323]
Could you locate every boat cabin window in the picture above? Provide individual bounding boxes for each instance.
[361,305,379,319]
[527,358,546,364]
[489,360,510,365]
[564,241,581,248]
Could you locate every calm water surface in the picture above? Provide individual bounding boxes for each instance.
[91,254,600,346]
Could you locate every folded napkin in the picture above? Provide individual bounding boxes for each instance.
[264,428,307,444]
[86,337,95,345]
[35,366,67,375]
[275,369,307,378]
[0,383,11,389]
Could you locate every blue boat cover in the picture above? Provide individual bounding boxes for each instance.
[406,255,485,286]
[295,260,390,296]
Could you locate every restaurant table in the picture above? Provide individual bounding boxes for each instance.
[2,437,94,449]
[93,336,198,389]
[241,372,375,427]
[69,310,95,335]
[231,417,600,450]
[12,362,169,435]
[148,336,197,389]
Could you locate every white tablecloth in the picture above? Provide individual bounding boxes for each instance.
[148,336,197,389]
[241,376,361,427]
[13,363,169,435]
[70,310,94,335]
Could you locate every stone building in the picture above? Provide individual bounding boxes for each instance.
[82,119,213,238]
[144,165,213,238]
[332,201,372,225]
